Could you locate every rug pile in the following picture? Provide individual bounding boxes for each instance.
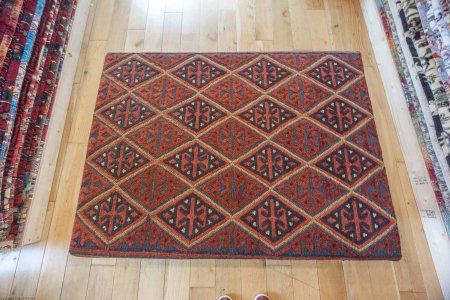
[70,52,401,260]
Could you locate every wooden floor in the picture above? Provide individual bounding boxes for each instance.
[0,0,445,299]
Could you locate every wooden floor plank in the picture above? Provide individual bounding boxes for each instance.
[60,255,91,300]
[266,264,294,300]
[241,260,267,300]
[190,259,216,288]
[10,202,55,298]
[215,260,242,300]
[343,261,374,300]
[291,261,320,300]
[112,258,141,300]
[86,265,115,300]
[317,261,347,300]
[138,259,166,300]
[162,12,183,51]
[34,144,87,300]
[163,260,190,300]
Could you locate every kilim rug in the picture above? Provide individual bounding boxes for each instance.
[70,52,401,260]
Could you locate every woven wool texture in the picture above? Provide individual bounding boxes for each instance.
[70,52,401,260]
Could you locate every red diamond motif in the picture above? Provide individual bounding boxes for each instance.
[348,120,382,159]
[163,142,227,181]
[238,98,296,134]
[96,76,127,109]
[273,119,338,161]
[319,195,393,248]
[169,97,226,133]
[100,96,155,131]
[128,117,192,158]
[200,118,264,159]
[315,144,378,186]
[270,76,332,113]
[87,117,119,155]
[134,75,195,110]
[171,57,226,89]
[237,193,308,246]
[198,167,268,213]
[156,193,227,244]
[80,190,145,242]
[238,57,292,90]
[356,169,395,215]
[105,56,160,88]
[91,140,149,180]
[310,98,367,135]
[239,144,301,184]
[339,78,372,112]
[79,165,113,205]
[202,76,261,111]
[275,169,347,215]
[121,166,189,210]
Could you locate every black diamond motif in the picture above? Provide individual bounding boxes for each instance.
[238,58,291,90]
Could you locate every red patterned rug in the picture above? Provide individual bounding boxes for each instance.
[70,52,401,260]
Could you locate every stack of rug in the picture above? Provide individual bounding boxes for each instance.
[0,0,77,249]
[377,0,450,237]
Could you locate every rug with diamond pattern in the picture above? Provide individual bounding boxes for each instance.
[69,52,401,260]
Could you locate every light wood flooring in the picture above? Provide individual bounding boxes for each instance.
[0,0,445,299]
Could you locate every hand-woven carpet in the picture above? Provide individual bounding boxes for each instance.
[70,52,401,260]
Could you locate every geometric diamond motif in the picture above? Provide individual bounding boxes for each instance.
[171,57,226,89]
[169,98,226,133]
[238,98,296,133]
[356,169,395,215]
[320,195,392,247]
[347,120,382,159]
[310,98,367,135]
[202,76,261,111]
[238,57,292,90]
[339,78,372,112]
[81,190,145,241]
[91,140,149,179]
[87,117,119,155]
[197,167,268,213]
[100,96,155,131]
[273,119,338,161]
[275,168,347,215]
[163,142,226,181]
[79,166,113,205]
[200,118,264,159]
[121,166,189,210]
[238,194,307,244]
[315,144,378,186]
[156,193,227,243]
[306,58,357,90]
[133,75,195,110]
[128,117,192,157]
[105,56,160,88]
[270,76,332,113]
[96,76,127,109]
[239,144,301,183]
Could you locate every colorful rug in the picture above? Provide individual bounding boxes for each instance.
[0,0,77,249]
[70,52,401,260]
